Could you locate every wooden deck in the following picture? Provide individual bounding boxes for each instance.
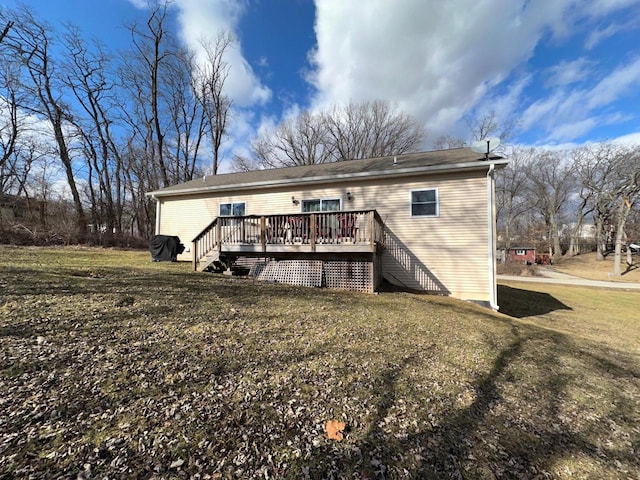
[192,210,385,271]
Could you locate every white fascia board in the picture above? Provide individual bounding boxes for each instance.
[147,159,509,198]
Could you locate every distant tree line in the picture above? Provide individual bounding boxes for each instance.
[496,143,640,275]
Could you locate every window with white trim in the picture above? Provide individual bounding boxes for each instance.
[219,202,246,216]
[516,249,526,256]
[301,198,341,212]
[410,189,438,217]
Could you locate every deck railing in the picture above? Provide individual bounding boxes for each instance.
[192,210,384,270]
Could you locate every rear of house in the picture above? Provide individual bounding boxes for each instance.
[148,149,508,308]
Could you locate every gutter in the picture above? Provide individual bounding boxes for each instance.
[147,159,510,198]
[487,164,499,310]
[151,194,161,235]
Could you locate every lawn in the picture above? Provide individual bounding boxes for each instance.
[551,251,640,283]
[1,246,638,479]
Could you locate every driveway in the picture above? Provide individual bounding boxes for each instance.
[497,267,640,291]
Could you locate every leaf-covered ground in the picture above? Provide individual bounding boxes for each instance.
[1,246,638,479]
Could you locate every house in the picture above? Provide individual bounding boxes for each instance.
[147,148,509,309]
[508,246,536,265]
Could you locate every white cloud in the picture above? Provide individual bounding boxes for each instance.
[518,56,640,142]
[308,0,575,141]
[585,22,622,49]
[124,0,148,9]
[586,56,640,110]
[611,130,640,146]
[174,0,271,107]
[307,0,640,144]
[544,58,594,88]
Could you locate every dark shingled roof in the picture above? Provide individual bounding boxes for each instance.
[148,148,507,197]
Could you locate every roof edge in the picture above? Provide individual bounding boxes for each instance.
[147,158,509,198]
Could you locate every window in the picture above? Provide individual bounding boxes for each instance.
[410,189,438,217]
[219,202,245,216]
[301,198,341,212]
[516,249,526,256]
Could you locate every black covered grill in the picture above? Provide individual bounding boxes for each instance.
[149,235,185,262]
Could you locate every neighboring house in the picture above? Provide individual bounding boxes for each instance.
[508,247,536,265]
[147,148,508,309]
[508,247,553,265]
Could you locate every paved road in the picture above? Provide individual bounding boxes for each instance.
[498,269,640,291]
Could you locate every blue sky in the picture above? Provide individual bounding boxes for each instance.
[3,0,640,166]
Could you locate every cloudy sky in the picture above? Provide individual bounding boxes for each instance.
[4,0,640,163]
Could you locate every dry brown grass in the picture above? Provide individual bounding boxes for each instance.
[1,246,639,479]
[550,251,640,282]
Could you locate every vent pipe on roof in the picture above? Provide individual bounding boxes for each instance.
[393,156,397,166]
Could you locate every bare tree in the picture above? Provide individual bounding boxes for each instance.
[121,2,177,189]
[241,100,424,170]
[164,46,206,183]
[496,147,535,250]
[609,146,640,276]
[120,2,213,234]
[525,150,574,259]
[61,26,128,234]
[576,143,622,260]
[432,135,465,150]
[3,7,87,233]
[0,57,21,176]
[249,111,334,168]
[121,142,157,238]
[324,100,424,161]
[564,147,596,257]
[465,110,517,144]
[193,32,233,174]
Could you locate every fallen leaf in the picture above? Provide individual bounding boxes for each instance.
[325,420,346,441]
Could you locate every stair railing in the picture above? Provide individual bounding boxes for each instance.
[191,217,219,271]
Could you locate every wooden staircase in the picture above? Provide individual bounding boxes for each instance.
[192,217,221,271]
[198,250,222,272]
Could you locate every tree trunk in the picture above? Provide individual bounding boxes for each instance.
[595,215,605,260]
[612,200,631,276]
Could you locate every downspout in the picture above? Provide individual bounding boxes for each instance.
[153,195,161,235]
[487,164,499,310]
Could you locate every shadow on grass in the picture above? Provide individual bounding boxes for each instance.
[305,317,638,479]
[497,284,573,318]
[622,262,638,275]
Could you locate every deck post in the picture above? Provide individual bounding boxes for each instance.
[216,221,222,253]
[192,241,198,271]
[260,216,266,253]
[369,211,375,252]
[310,214,316,252]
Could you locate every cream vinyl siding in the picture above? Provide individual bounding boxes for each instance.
[352,173,489,301]
[157,170,490,301]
